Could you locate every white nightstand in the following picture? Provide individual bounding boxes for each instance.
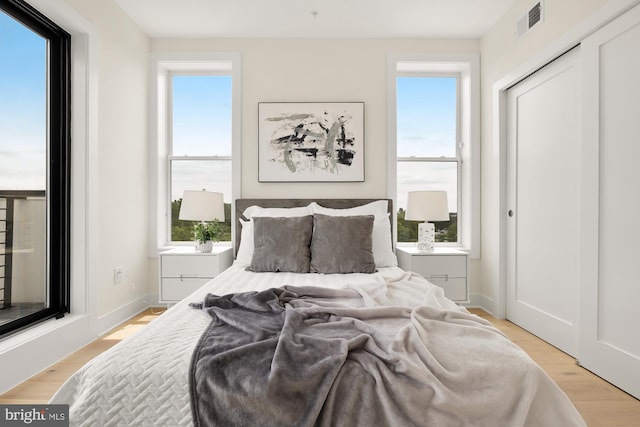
[396,247,468,303]
[159,246,233,303]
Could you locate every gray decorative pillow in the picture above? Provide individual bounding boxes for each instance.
[247,215,313,273]
[310,214,376,274]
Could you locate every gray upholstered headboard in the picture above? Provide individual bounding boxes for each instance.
[234,199,393,256]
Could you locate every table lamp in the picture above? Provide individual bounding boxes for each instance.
[178,190,225,251]
[405,191,449,252]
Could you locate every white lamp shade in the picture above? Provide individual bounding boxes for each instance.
[178,190,225,222]
[405,191,450,222]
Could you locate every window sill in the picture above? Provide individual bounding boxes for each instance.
[0,313,87,353]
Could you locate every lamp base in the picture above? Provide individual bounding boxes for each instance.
[417,222,435,252]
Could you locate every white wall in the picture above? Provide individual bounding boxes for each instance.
[148,38,480,300]
[151,38,479,201]
[478,0,635,315]
[65,0,150,320]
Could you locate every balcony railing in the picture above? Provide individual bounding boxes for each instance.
[0,190,46,310]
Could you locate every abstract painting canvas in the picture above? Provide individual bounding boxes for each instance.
[258,102,364,182]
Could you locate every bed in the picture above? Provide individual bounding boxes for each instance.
[50,199,586,426]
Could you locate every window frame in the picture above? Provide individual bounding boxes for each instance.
[166,71,233,244]
[396,72,462,245]
[0,0,71,337]
[387,53,480,258]
[149,53,242,253]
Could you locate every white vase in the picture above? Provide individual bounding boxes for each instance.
[196,240,213,253]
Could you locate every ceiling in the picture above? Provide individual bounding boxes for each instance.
[114,0,517,39]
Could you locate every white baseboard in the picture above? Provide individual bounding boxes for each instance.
[145,289,161,308]
[468,293,500,318]
[96,295,151,336]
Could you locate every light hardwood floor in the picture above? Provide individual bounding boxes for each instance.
[1,307,638,426]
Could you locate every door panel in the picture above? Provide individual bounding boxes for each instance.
[580,4,640,399]
[506,48,581,356]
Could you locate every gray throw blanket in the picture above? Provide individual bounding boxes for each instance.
[189,286,586,427]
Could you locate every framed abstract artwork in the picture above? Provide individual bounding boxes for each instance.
[258,102,365,182]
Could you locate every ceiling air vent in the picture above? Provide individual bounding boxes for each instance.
[516,1,543,38]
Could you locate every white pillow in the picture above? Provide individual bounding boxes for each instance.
[235,204,314,266]
[309,201,397,267]
[308,200,388,219]
[243,204,313,220]
[235,218,254,266]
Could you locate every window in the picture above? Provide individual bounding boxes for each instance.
[169,75,232,242]
[397,76,460,243]
[388,55,479,256]
[150,54,241,250]
[0,0,71,336]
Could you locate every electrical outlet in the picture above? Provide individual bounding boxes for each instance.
[114,267,124,284]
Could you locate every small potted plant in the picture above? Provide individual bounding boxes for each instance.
[194,222,220,253]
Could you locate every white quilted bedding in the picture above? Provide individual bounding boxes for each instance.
[50,264,442,426]
[50,264,585,427]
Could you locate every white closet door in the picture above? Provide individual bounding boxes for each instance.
[580,4,640,399]
[506,48,581,357]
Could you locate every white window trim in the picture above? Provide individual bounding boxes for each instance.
[387,53,480,258]
[149,53,242,255]
[397,72,462,247]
